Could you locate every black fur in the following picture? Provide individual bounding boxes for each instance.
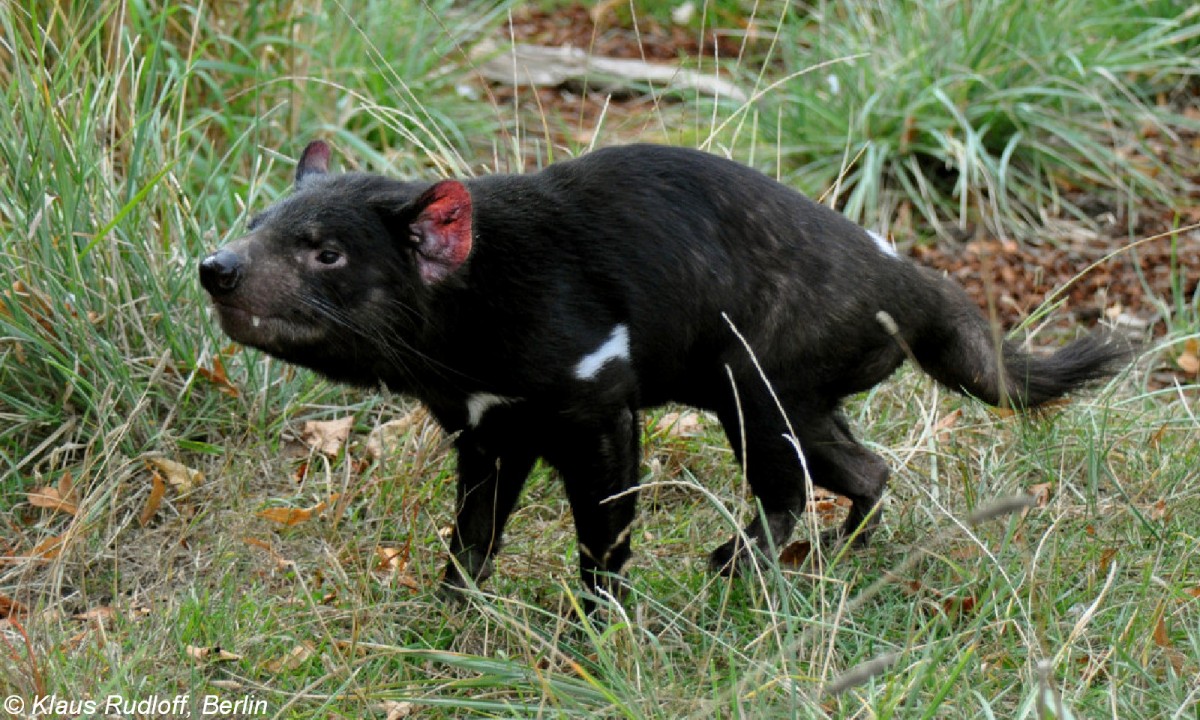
[200,142,1128,604]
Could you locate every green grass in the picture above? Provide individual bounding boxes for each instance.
[2,0,1198,718]
[768,0,1200,239]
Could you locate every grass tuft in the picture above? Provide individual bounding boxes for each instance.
[772,0,1200,239]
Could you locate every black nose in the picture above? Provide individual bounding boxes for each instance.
[199,249,243,296]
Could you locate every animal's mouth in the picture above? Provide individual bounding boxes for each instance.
[210,301,281,343]
[208,300,327,355]
[209,300,263,328]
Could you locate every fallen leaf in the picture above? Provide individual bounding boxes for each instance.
[1150,499,1169,521]
[74,606,115,626]
[256,506,316,526]
[139,470,167,526]
[1028,482,1053,507]
[263,641,315,673]
[933,408,962,442]
[1151,617,1188,673]
[1149,423,1170,449]
[1177,354,1199,375]
[377,701,415,720]
[1099,547,1118,574]
[1153,615,1170,648]
[0,595,27,620]
[654,411,705,437]
[146,457,203,491]
[301,416,354,456]
[186,645,243,663]
[197,354,239,397]
[941,595,978,619]
[374,545,420,590]
[256,495,341,527]
[375,545,408,573]
[27,484,78,516]
[29,533,65,560]
[778,540,812,568]
[28,471,80,515]
[365,409,428,460]
[807,493,851,521]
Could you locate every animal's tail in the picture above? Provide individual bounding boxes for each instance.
[909,272,1131,409]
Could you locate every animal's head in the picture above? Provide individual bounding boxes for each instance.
[199,141,474,385]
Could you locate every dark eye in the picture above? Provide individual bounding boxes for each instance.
[317,250,341,265]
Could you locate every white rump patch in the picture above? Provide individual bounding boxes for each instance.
[574,324,631,381]
[867,229,899,258]
[466,393,518,427]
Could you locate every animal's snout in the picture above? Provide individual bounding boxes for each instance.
[199,249,243,296]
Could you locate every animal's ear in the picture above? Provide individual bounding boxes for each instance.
[405,180,473,285]
[295,140,331,188]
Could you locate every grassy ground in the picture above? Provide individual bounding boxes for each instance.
[1,0,1197,718]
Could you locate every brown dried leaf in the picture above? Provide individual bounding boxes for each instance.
[256,506,315,526]
[74,606,116,626]
[654,411,705,437]
[374,545,420,590]
[146,457,204,491]
[263,641,316,673]
[941,595,978,619]
[186,645,243,663]
[301,416,354,456]
[1099,547,1118,574]
[1028,482,1053,508]
[1153,615,1171,648]
[256,495,341,527]
[933,408,962,442]
[0,595,27,620]
[29,534,65,560]
[1150,499,1169,522]
[365,409,428,460]
[778,540,812,568]
[375,546,408,573]
[27,482,78,516]
[1175,339,1199,375]
[377,701,416,720]
[139,471,167,526]
[197,354,240,397]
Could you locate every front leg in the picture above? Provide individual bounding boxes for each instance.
[441,429,536,594]
[545,405,641,608]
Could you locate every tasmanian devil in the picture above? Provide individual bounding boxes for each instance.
[200,140,1126,603]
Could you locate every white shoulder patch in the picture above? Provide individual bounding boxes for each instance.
[574,324,631,381]
[867,229,899,258]
[466,393,518,427]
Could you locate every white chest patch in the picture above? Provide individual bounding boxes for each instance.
[574,324,631,381]
[466,393,518,427]
[867,229,899,258]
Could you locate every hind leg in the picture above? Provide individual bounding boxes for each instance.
[707,389,809,574]
[709,393,889,572]
[803,411,890,547]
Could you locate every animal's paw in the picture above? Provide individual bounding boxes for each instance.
[818,524,874,551]
[708,536,756,576]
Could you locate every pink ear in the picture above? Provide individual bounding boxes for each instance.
[410,180,473,284]
[295,140,331,186]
